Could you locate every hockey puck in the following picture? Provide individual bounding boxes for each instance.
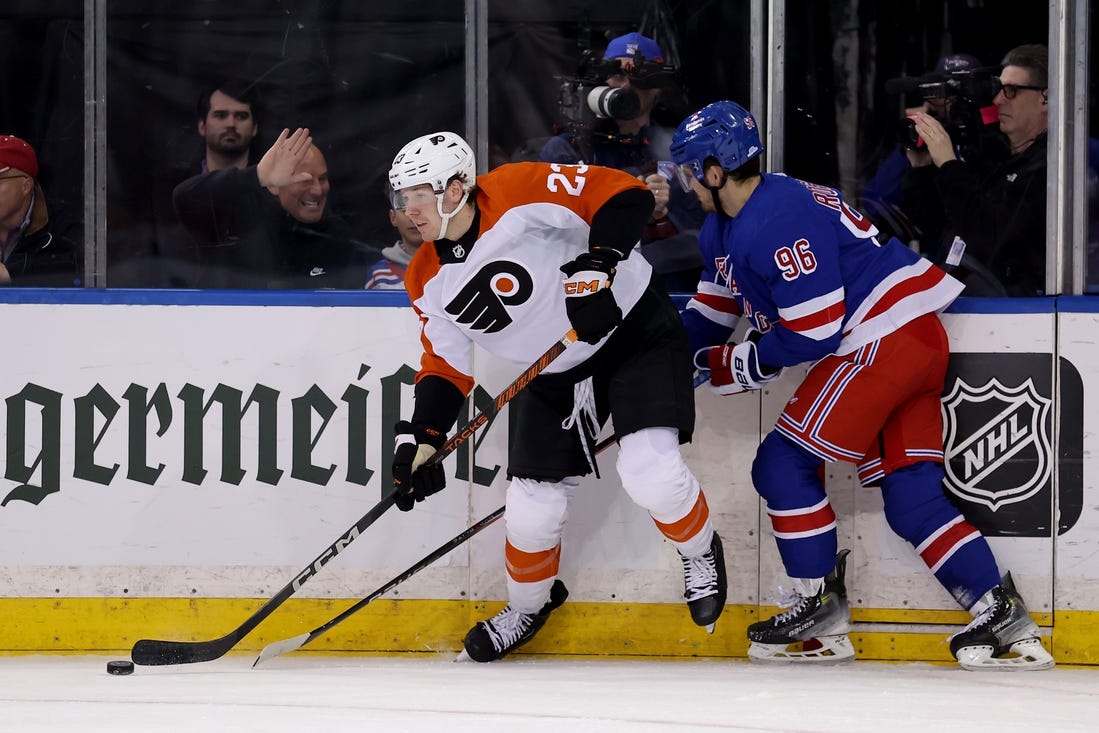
[107,660,134,676]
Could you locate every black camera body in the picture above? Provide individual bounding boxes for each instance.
[898,98,988,152]
[557,49,677,126]
[888,67,1001,155]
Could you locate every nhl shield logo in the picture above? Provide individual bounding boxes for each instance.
[941,377,1052,511]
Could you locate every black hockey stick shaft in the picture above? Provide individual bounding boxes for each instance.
[254,371,710,664]
[131,330,578,666]
[252,434,618,666]
[252,505,505,665]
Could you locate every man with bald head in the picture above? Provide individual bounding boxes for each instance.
[265,138,329,225]
[173,127,366,288]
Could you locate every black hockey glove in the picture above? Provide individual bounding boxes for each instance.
[560,250,623,345]
[391,420,447,512]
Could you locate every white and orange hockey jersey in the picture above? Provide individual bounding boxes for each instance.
[405,162,654,396]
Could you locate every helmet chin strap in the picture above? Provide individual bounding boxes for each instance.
[706,172,730,217]
[435,189,470,240]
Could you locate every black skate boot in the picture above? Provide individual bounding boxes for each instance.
[458,579,569,663]
[949,572,1053,671]
[747,549,854,664]
[678,531,727,632]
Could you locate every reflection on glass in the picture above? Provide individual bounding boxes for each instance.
[486,2,751,294]
[104,4,464,290]
[0,3,85,288]
[787,0,1054,296]
[1087,0,1099,292]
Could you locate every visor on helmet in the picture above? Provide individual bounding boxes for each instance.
[672,160,702,193]
[389,188,408,212]
[395,186,439,212]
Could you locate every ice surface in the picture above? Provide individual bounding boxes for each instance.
[1,654,1095,732]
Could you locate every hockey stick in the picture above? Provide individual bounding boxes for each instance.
[130,330,579,666]
[253,432,619,666]
[254,372,711,665]
[252,505,504,666]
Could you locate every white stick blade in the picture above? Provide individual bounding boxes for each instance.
[253,633,311,667]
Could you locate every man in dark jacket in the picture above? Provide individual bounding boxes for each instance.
[173,127,367,289]
[0,135,81,287]
[540,32,704,293]
[910,44,1049,296]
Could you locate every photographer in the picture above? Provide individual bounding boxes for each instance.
[911,44,1049,296]
[540,32,704,293]
[862,54,1007,262]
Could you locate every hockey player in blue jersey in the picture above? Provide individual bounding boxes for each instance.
[670,100,1053,671]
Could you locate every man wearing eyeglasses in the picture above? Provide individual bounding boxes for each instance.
[861,53,1007,252]
[0,135,81,287]
[910,44,1049,296]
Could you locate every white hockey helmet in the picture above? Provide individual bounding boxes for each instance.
[388,131,476,194]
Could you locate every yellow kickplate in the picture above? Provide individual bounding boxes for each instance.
[0,598,1075,663]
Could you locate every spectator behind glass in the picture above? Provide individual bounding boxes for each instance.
[862,54,1008,254]
[122,82,264,289]
[364,181,423,290]
[196,84,260,173]
[173,127,367,289]
[1090,136,1099,290]
[911,44,1049,296]
[0,135,81,287]
[540,31,704,292]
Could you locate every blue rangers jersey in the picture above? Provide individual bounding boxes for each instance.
[682,173,963,367]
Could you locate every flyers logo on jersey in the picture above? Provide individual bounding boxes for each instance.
[445,260,534,333]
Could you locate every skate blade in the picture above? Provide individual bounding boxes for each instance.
[705,622,715,634]
[748,635,856,665]
[454,649,473,663]
[955,638,1055,671]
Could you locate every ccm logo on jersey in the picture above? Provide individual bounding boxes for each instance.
[563,272,611,296]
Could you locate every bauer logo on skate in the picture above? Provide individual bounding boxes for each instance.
[940,353,1083,538]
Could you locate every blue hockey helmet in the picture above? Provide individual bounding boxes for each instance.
[669,100,763,191]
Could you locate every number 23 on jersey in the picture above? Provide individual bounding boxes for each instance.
[546,164,588,196]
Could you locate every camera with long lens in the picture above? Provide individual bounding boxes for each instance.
[557,49,677,126]
[887,67,1001,155]
[560,80,641,123]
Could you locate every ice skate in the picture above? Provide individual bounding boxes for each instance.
[456,579,569,663]
[679,531,727,632]
[949,573,1054,671]
[747,549,854,664]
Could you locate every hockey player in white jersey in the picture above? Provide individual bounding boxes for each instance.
[670,100,1052,671]
[387,131,726,661]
